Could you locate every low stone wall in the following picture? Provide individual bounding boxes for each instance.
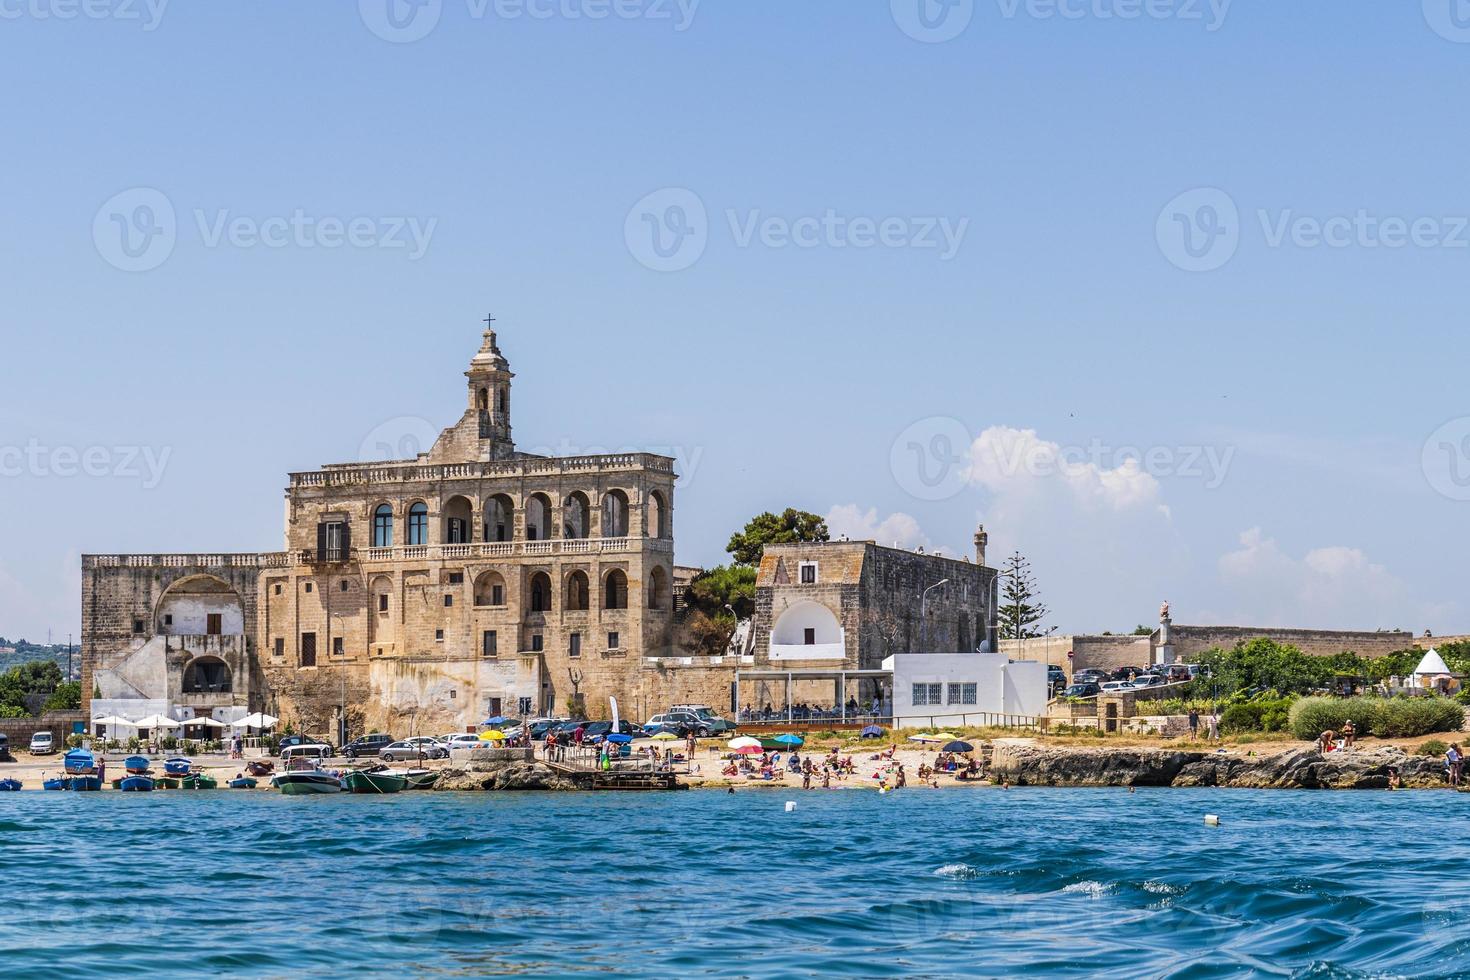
[1168,626,1417,661]
[0,711,85,753]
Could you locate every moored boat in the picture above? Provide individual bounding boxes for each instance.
[67,776,102,791]
[343,770,408,794]
[155,777,180,790]
[270,771,342,795]
[120,775,155,792]
[0,778,22,791]
[63,749,96,775]
[124,755,151,774]
[227,777,257,789]
[43,778,65,791]
[163,758,192,777]
[400,769,440,790]
[178,774,218,790]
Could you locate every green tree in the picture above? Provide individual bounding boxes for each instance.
[42,681,81,713]
[996,552,1049,640]
[0,660,64,715]
[726,508,829,567]
[686,564,758,618]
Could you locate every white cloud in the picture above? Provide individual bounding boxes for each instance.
[825,505,939,554]
[968,426,1167,515]
[1212,527,1450,631]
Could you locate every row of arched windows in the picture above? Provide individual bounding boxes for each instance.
[469,567,668,612]
[369,491,668,548]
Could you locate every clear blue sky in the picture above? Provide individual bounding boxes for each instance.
[3,0,1468,642]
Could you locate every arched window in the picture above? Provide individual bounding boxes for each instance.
[407,502,429,546]
[603,569,628,610]
[373,505,394,548]
[562,492,591,540]
[526,494,552,542]
[529,572,552,613]
[648,566,668,610]
[485,495,513,543]
[498,388,507,413]
[602,490,629,538]
[477,388,489,411]
[444,495,473,544]
[474,571,506,607]
[565,570,590,611]
[182,657,232,694]
[647,491,668,539]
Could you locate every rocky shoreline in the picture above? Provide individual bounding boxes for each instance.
[989,744,1453,790]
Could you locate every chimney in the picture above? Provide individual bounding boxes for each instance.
[973,525,988,566]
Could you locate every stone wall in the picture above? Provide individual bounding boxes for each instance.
[0,711,86,751]
[1167,626,1417,660]
[1001,635,1151,678]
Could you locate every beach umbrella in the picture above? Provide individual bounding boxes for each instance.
[479,730,506,741]
[860,725,884,739]
[606,734,632,745]
[728,736,761,749]
[941,740,974,753]
[484,715,508,726]
[91,715,135,728]
[652,732,680,741]
[773,734,804,747]
[908,733,944,743]
[189,717,226,729]
[135,714,180,729]
[734,744,764,755]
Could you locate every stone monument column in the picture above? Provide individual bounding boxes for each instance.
[1155,600,1175,666]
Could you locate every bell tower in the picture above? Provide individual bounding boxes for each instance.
[467,316,514,459]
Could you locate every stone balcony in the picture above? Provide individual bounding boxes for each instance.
[290,452,675,490]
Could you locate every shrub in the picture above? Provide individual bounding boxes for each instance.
[1419,739,1450,757]
[1289,696,1465,741]
[1219,704,1261,734]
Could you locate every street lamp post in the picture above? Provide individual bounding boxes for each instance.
[920,579,950,652]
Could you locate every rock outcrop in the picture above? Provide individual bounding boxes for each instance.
[434,762,579,792]
[989,744,1451,790]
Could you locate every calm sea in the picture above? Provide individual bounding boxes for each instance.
[3,787,1466,978]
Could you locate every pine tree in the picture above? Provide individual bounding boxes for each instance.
[997,551,1049,640]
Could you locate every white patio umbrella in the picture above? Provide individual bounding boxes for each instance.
[188,717,226,728]
[232,713,279,729]
[90,715,136,728]
[134,714,180,729]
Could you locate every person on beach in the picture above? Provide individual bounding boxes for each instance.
[1387,766,1402,790]
[1188,708,1200,741]
[1318,730,1336,754]
[1447,744,1462,788]
[1342,719,1356,753]
[1207,711,1220,742]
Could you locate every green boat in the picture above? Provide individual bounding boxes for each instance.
[400,769,440,791]
[156,777,180,789]
[178,774,218,790]
[343,770,408,794]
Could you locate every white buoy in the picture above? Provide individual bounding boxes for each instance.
[1204,814,1220,826]
[785,801,796,812]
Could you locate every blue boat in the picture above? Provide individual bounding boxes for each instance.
[43,778,65,791]
[163,758,192,777]
[119,775,155,792]
[63,749,96,775]
[227,777,257,790]
[124,756,151,774]
[67,776,102,792]
[0,778,22,791]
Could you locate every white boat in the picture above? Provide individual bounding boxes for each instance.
[270,767,342,795]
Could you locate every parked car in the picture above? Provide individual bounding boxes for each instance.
[1047,665,1068,694]
[1062,683,1101,699]
[528,719,568,740]
[379,740,447,762]
[341,734,395,759]
[1099,681,1133,693]
[28,732,54,755]
[278,735,333,758]
[1131,674,1167,689]
[1072,669,1107,685]
[647,711,710,736]
[443,734,484,752]
[669,704,738,735]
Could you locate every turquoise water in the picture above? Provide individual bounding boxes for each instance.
[3,788,1468,978]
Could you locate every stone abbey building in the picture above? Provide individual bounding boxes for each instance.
[83,327,676,739]
[81,325,1005,739]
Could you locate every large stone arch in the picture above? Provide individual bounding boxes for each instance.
[182,655,232,693]
[770,600,845,660]
[154,574,244,636]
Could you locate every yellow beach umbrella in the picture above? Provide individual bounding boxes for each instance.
[479,729,506,741]
[651,732,680,741]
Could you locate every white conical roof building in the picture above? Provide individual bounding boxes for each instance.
[1413,648,1451,677]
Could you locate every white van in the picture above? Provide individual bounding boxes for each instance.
[29,732,54,755]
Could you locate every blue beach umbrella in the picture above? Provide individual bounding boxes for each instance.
[484,716,508,727]
[606,734,633,745]
[860,726,884,739]
[773,734,804,747]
